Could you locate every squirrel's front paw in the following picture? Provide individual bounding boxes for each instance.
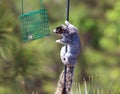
[56,39,66,44]
[56,40,61,43]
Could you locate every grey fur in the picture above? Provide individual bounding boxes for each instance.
[53,21,81,65]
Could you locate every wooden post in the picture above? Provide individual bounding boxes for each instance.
[55,65,74,94]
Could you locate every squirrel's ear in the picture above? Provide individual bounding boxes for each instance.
[68,25,78,34]
[65,21,78,33]
[61,24,65,27]
[61,24,67,30]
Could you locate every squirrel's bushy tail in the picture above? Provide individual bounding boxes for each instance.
[55,65,74,94]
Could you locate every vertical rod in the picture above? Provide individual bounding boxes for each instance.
[63,0,70,93]
[40,0,44,9]
[63,65,67,94]
[66,0,70,21]
[22,0,24,13]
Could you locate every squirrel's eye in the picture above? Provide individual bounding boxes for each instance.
[59,31,62,34]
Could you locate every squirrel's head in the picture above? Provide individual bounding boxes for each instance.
[53,25,69,35]
[53,21,78,35]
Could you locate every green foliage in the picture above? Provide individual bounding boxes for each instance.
[0,0,120,94]
[71,79,120,94]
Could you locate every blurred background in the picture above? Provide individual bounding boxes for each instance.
[0,0,120,94]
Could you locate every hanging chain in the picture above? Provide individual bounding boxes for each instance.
[21,0,44,14]
[22,0,24,13]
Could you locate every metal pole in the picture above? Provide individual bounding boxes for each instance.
[66,0,70,21]
[63,0,70,93]
[22,0,24,13]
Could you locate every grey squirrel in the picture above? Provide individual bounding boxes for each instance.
[53,21,81,65]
